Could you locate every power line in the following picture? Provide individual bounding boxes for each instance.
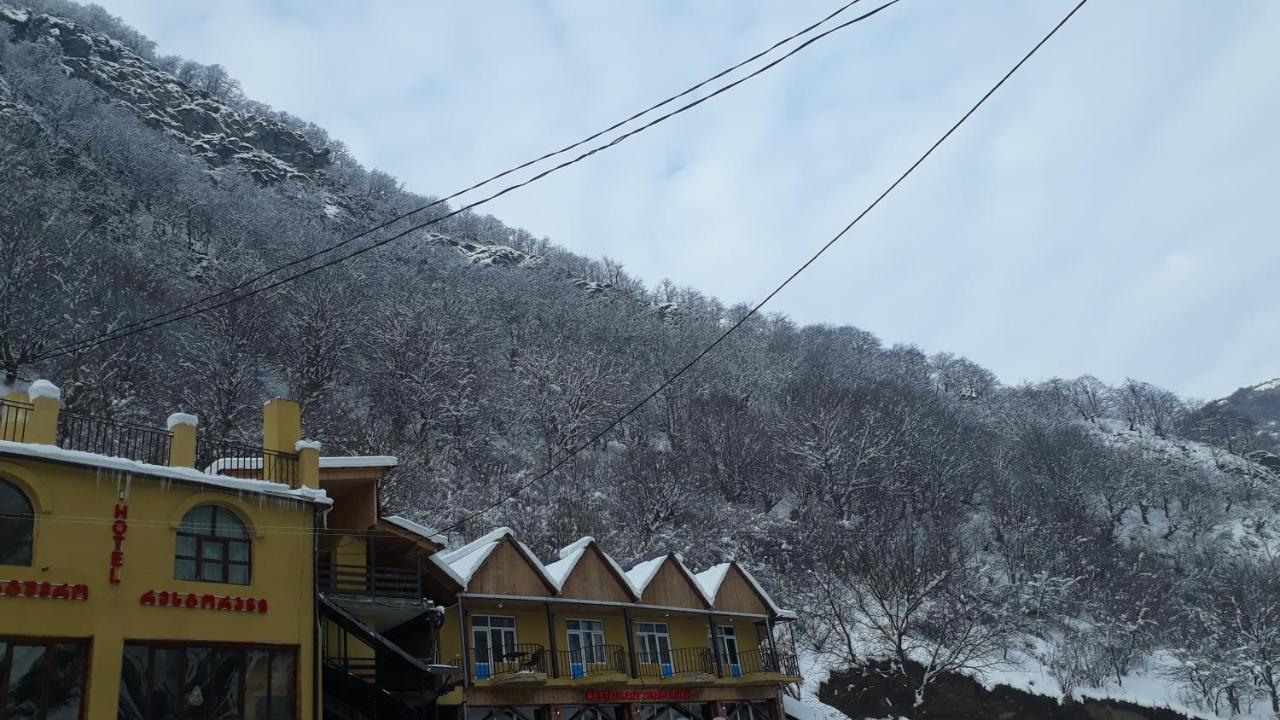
[427,0,1092,537]
[28,0,893,365]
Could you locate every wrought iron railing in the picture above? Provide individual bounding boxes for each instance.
[319,561,422,599]
[56,411,172,464]
[197,437,298,484]
[554,645,627,679]
[470,644,548,680]
[0,400,32,443]
[736,648,800,677]
[635,647,714,678]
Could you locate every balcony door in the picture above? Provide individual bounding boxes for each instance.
[711,625,741,676]
[635,622,673,674]
[566,619,606,668]
[472,615,516,679]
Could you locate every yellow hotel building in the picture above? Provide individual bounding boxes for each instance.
[0,381,803,720]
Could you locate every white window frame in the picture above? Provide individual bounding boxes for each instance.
[635,622,673,666]
[566,618,607,665]
[712,624,741,673]
[471,615,517,667]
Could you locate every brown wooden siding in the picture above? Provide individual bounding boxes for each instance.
[640,557,709,608]
[467,538,555,597]
[712,565,770,615]
[558,546,634,602]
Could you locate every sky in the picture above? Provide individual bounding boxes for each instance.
[90,0,1280,400]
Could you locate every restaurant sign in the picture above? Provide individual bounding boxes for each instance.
[140,590,268,613]
[1,579,89,601]
[585,690,695,703]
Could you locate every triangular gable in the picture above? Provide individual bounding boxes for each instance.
[555,540,638,602]
[706,562,771,615]
[379,516,447,553]
[635,555,711,608]
[466,537,558,597]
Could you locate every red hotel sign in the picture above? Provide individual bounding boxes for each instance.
[585,690,695,703]
[1,580,89,601]
[109,504,128,584]
[140,590,269,613]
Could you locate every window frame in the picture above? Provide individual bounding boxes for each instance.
[174,505,251,585]
[0,635,90,720]
[0,478,34,567]
[634,622,672,666]
[471,615,517,667]
[118,640,297,720]
[565,618,606,665]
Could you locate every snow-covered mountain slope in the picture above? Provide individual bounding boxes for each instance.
[1207,377,1280,456]
[0,3,328,182]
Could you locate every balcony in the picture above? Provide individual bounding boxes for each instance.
[733,648,802,681]
[0,400,33,442]
[319,561,423,600]
[470,644,549,686]
[198,437,299,484]
[56,410,173,465]
[553,645,628,686]
[636,647,716,683]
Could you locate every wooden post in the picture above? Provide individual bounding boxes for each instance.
[765,617,780,671]
[623,608,639,678]
[459,597,471,688]
[708,616,724,677]
[546,603,560,678]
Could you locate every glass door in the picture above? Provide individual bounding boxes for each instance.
[566,619,606,677]
[713,625,740,677]
[635,622,673,676]
[472,616,516,680]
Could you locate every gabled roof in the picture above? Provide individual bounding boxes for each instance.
[696,560,795,619]
[438,527,558,590]
[383,515,447,545]
[627,553,713,607]
[545,536,639,600]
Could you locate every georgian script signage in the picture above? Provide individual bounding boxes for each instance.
[585,690,695,703]
[109,503,128,584]
[140,590,269,614]
[1,579,89,601]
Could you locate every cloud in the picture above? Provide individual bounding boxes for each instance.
[93,0,1280,398]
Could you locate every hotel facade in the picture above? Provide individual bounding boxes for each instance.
[0,381,802,720]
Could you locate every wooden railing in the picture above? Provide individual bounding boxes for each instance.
[554,644,627,679]
[56,411,172,465]
[319,561,422,599]
[0,400,32,443]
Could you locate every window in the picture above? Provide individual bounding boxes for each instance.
[711,625,740,670]
[0,479,33,566]
[175,506,250,585]
[566,619,606,665]
[635,622,672,666]
[0,638,87,720]
[471,616,517,667]
[117,643,296,720]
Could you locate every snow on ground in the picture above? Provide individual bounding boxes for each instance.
[793,651,854,720]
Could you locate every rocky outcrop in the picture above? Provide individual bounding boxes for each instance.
[0,3,329,183]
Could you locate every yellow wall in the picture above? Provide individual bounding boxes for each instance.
[0,457,319,720]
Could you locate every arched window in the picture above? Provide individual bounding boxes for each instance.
[0,478,34,566]
[175,505,250,584]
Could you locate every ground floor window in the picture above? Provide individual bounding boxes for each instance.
[636,703,711,720]
[117,642,296,720]
[560,705,623,720]
[724,701,773,720]
[0,637,88,720]
[466,707,545,720]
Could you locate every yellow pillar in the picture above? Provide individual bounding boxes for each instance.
[296,440,321,490]
[25,379,61,445]
[262,398,301,455]
[167,413,198,468]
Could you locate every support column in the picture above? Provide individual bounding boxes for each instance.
[458,597,471,688]
[708,616,723,677]
[167,413,198,467]
[296,439,321,489]
[623,608,638,678]
[25,379,61,445]
[546,603,560,678]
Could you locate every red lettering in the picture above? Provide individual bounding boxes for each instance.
[216,596,233,611]
[52,584,70,600]
[234,597,245,612]
[111,551,124,568]
[244,598,257,613]
[200,594,216,609]
[4,580,19,596]
[158,591,170,606]
[109,567,122,584]
[37,582,52,598]
[140,590,157,606]
[23,581,37,597]
[114,504,129,520]
[111,519,128,536]
[71,584,89,601]
[112,536,125,552]
[184,593,198,608]
[257,598,268,613]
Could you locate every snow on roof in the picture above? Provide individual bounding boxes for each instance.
[626,553,713,606]
[384,515,447,545]
[0,439,331,506]
[543,537,640,598]
[729,561,794,618]
[204,455,399,473]
[435,528,559,591]
[437,527,513,565]
[694,562,733,600]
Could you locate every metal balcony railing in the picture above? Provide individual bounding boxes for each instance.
[197,437,299,484]
[554,645,627,679]
[56,411,172,465]
[470,644,548,680]
[635,647,714,679]
[0,400,32,443]
[736,648,800,676]
[318,561,422,599]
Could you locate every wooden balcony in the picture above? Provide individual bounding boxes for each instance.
[319,560,422,599]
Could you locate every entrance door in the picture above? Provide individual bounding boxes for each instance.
[472,616,516,680]
[712,625,741,676]
[566,619,606,676]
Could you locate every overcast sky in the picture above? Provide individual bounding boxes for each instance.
[92,0,1280,399]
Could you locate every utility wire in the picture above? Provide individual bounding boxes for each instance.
[28,0,889,364]
[427,0,1092,537]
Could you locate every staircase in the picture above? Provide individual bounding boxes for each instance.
[323,662,425,720]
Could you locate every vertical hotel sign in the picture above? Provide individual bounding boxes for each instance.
[109,503,128,583]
